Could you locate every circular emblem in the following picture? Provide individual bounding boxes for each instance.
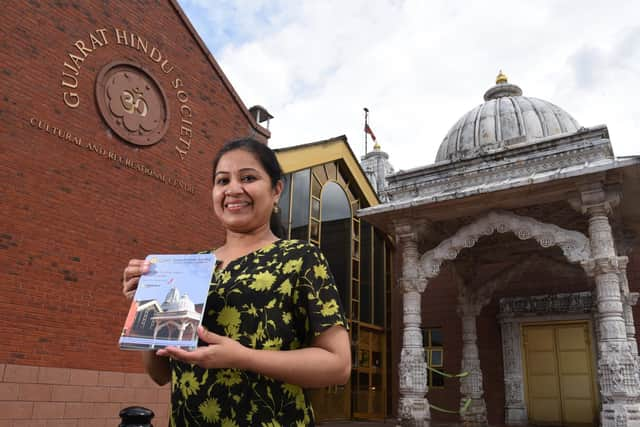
[95,61,169,146]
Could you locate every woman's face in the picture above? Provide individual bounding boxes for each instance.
[212,149,282,235]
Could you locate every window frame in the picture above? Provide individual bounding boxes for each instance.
[423,327,445,388]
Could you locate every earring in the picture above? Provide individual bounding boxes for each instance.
[273,204,280,214]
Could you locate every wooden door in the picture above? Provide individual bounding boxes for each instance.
[523,322,597,426]
[353,327,386,420]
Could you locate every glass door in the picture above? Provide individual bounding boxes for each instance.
[353,327,386,419]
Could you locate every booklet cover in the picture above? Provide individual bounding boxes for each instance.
[119,253,216,351]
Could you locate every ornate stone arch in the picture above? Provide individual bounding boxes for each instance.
[420,210,591,279]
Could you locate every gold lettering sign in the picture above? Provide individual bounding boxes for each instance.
[59,27,196,160]
[28,117,195,195]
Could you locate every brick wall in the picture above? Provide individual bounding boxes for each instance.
[0,364,170,427]
[1,1,265,425]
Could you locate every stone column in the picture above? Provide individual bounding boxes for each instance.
[498,318,527,424]
[573,185,640,426]
[457,291,488,425]
[616,238,640,359]
[620,270,639,359]
[396,224,430,427]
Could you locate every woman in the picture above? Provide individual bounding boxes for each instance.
[122,138,351,426]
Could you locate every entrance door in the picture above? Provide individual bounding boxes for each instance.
[353,327,386,420]
[523,322,597,426]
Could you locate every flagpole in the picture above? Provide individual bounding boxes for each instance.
[363,107,369,155]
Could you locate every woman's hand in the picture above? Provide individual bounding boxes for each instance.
[156,326,250,369]
[122,259,150,299]
[159,326,350,388]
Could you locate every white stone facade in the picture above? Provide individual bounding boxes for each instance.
[359,76,640,426]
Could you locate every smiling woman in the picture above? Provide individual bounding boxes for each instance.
[211,140,284,240]
[122,138,351,426]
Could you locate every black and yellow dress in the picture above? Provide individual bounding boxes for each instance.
[169,239,347,427]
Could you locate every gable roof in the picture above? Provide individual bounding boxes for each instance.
[169,0,270,139]
[274,136,380,207]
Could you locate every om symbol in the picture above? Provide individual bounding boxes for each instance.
[106,71,161,134]
[95,61,169,146]
[120,89,149,117]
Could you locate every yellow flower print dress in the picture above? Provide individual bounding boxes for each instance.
[169,240,347,426]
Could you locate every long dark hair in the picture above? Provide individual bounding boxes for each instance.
[212,138,286,238]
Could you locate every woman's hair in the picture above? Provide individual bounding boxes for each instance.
[212,138,287,238]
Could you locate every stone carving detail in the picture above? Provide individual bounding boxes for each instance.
[420,211,590,279]
[583,256,628,277]
[399,347,428,392]
[601,404,640,427]
[380,133,614,205]
[396,224,428,293]
[504,380,522,404]
[398,343,430,426]
[400,278,429,294]
[500,292,593,315]
[574,186,640,424]
[398,397,431,427]
[598,347,640,397]
[396,220,431,427]
[95,61,169,146]
[457,281,488,424]
[499,320,527,425]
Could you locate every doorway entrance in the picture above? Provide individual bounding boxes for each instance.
[522,321,597,425]
[353,326,386,420]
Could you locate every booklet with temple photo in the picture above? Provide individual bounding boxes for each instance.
[119,253,216,351]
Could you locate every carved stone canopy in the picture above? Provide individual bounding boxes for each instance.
[419,210,591,280]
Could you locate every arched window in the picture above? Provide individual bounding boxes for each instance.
[320,181,351,310]
[278,157,391,421]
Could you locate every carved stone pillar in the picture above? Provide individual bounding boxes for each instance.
[620,270,639,359]
[396,224,430,427]
[616,237,640,359]
[498,318,527,425]
[457,287,487,425]
[572,185,640,426]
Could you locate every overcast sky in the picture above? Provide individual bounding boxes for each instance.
[178,0,640,171]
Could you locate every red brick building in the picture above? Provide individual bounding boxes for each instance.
[1,2,268,425]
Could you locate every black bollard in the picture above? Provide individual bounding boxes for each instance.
[119,406,154,427]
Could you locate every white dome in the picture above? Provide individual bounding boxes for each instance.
[160,287,195,312]
[436,73,581,162]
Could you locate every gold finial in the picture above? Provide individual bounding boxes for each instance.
[373,141,381,151]
[496,70,508,84]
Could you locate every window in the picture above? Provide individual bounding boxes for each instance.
[290,170,310,240]
[279,174,291,236]
[320,181,351,311]
[423,328,444,388]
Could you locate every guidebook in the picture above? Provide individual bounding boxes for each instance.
[119,253,216,351]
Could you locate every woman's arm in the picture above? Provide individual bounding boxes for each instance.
[157,324,351,388]
[243,324,351,387]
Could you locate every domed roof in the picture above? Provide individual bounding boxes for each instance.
[435,72,581,162]
[161,287,195,312]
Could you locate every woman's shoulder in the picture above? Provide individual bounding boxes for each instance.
[276,239,324,258]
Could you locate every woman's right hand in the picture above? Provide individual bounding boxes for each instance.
[122,259,150,299]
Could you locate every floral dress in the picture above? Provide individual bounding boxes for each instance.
[169,239,348,427]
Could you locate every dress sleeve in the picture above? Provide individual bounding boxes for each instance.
[294,244,348,341]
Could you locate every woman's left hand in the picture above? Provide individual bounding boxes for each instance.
[156,326,249,369]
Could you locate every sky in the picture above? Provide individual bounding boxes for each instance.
[178,0,640,172]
